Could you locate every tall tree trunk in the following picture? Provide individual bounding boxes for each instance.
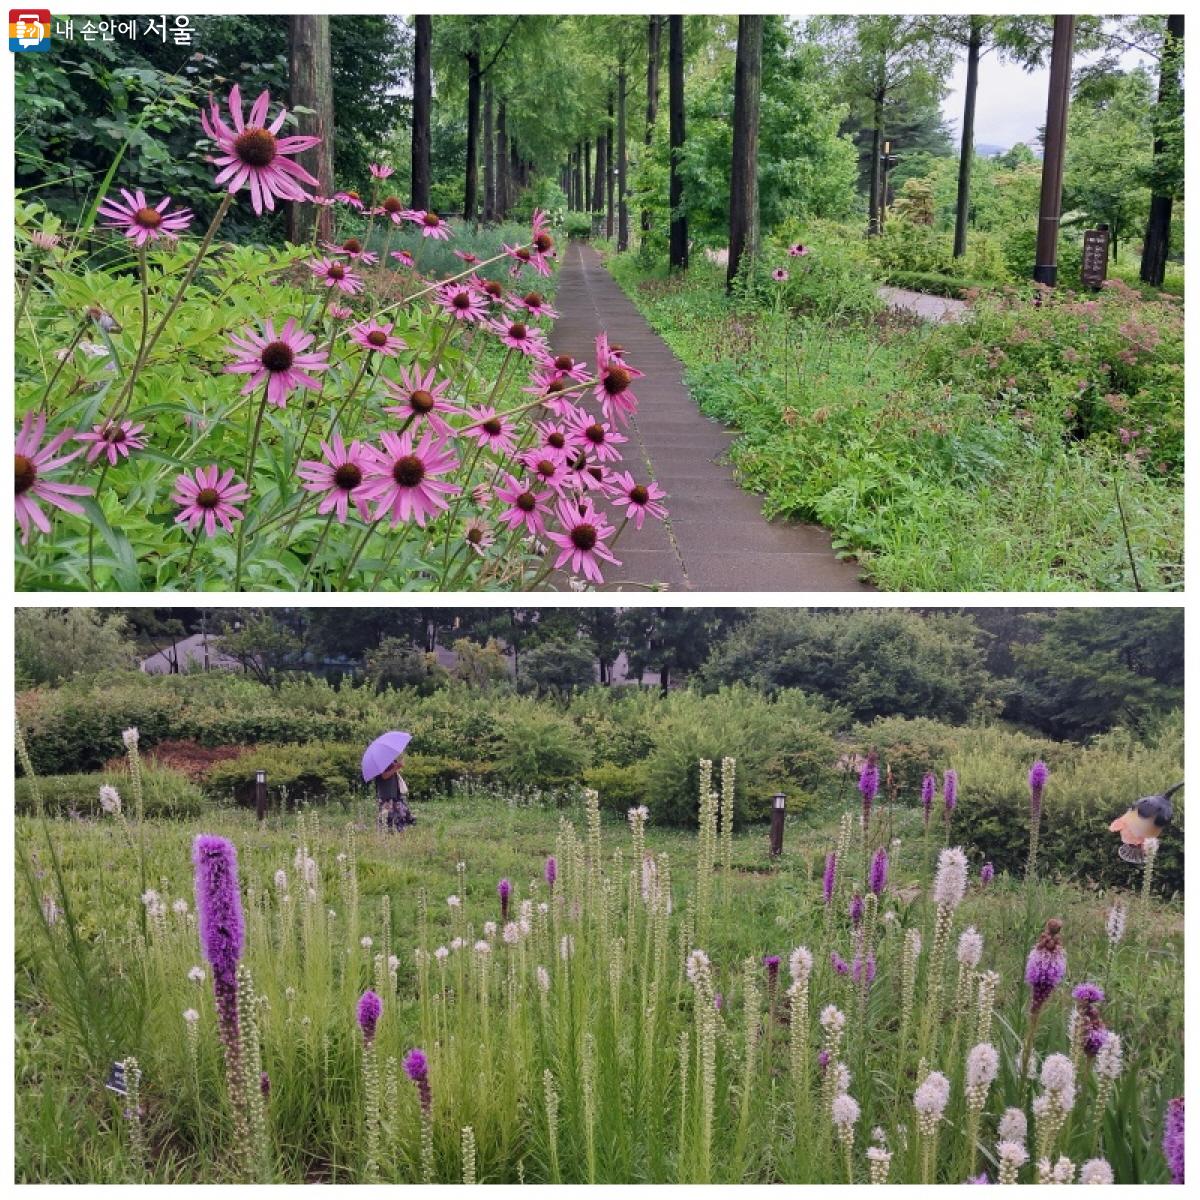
[1140,14,1184,286]
[617,65,629,250]
[867,92,884,237]
[286,16,334,243]
[668,14,688,270]
[483,80,495,222]
[593,126,607,213]
[605,90,616,239]
[952,17,983,258]
[411,15,432,211]
[643,15,662,234]
[510,143,520,210]
[727,15,763,290]
[1033,15,1076,284]
[464,45,481,223]
[584,138,592,213]
[496,99,509,219]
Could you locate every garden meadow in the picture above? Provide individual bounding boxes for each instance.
[14,607,1185,1184]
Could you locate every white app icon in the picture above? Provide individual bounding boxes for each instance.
[15,14,46,47]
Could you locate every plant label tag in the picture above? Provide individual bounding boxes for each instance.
[105,1061,128,1096]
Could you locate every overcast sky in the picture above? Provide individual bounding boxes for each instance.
[942,44,1156,150]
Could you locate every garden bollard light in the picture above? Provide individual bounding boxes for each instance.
[255,770,267,822]
[769,792,786,859]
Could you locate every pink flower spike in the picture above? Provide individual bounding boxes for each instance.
[201,85,321,215]
[225,318,329,408]
[297,434,373,524]
[76,419,148,466]
[607,470,667,529]
[14,412,91,543]
[309,257,364,295]
[348,320,406,357]
[788,242,810,257]
[461,406,518,457]
[97,188,193,245]
[546,498,621,584]
[495,472,551,536]
[172,464,250,537]
[382,364,455,433]
[359,429,461,528]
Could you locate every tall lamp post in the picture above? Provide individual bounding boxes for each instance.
[255,769,268,823]
[1034,15,1076,284]
[879,141,899,232]
[769,792,786,859]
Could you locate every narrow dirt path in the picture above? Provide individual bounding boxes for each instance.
[877,285,968,322]
[552,241,871,591]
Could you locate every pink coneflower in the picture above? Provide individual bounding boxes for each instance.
[472,276,508,306]
[594,333,644,425]
[360,429,460,528]
[298,434,373,523]
[533,418,577,462]
[334,189,365,210]
[97,189,193,245]
[562,446,610,494]
[772,267,789,282]
[453,250,480,265]
[323,236,378,264]
[542,352,591,383]
[76,419,148,466]
[463,517,494,555]
[309,257,364,295]
[225,318,329,408]
[201,85,321,215]
[520,449,571,493]
[369,163,395,179]
[376,195,408,225]
[496,473,551,537]
[522,369,577,415]
[390,248,416,268]
[788,243,810,257]
[435,282,488,323]
[329,304,353,321]
[545,498,620,584]
[310,195,336,207]
[14,412,90,544]
[461,406,518,457]
[172,465,250,537]
[508,290,559,320]
[491,317,548,357]
[567,410,626,464]
[606,470,667,529]
[503,242,550,277]
[348,319,406,357]
[382,365,454,433]
[407,210,453,240]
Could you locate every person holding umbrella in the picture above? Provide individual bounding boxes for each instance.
[362,731,415,833]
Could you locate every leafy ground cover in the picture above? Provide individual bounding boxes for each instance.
[607,238,1182,591]
[16,763,1183,1183]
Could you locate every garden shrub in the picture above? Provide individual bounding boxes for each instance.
[583,762,650,814]
[495,702,591,789]
[15,766,204,818]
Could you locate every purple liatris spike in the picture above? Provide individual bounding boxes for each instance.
[1029,760,1049,815]
[1024,918,1066,1014]
[357,989,382,1045]
[943,769,958,815]
[850,893,864,926]
[966,1174,991,1184]
[404,1047,432,1113]
[868,847,888,896]
[713,992,723,1012]
[830,951,850,976]
[763,954,780,987]
[823,852,837,905]
[818,1049,831,1073]
[921,771,936,824]
[544,856,557,889]
[980,862,994,886]
[192,834,244,1051]
[260,1071,271,1098]
[852,953,876,985]
[1163,1097,1184,1184]
[498,877,512,921]
[858,752,879,821]
[1072,982,1105,1005]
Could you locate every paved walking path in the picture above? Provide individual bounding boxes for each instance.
[878,285,968,323]
[552,241,871,591]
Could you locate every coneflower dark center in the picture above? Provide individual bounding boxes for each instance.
[409,389,435,413]
[523,292,543,308]
[570,523,598,552]
[603,366,632,394]
[466,526,484,544]
[508,323,527,340]
[585,424,605,444]
[342,237,363,254]
[516,490,537,512]
[333,462,363,490]
[452,291,471,309]
[535,458,556,477]
[133,206,163,229]
[382,196,403,213]
[392,455,426,487]
[15,454,36,495]
[534,233,554,253]
[234,126,277,168]
[547,431,566,449]
[422,211,442,227]
[483,281,503,298]
[366,330,389,347]
[261,340,295,372]
[328,263,345,280]
[554,354,574,371]
[483,418,504,437]
[103,425,127,444]
[630,484,650,505]
[196,487,222,509]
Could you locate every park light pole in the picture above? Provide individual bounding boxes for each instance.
[1034,15,1076,284]
[255,769,268,823]
[879,140,899,232]
[769,792,786,859]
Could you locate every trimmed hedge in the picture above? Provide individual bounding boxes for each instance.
[15,766,205,818]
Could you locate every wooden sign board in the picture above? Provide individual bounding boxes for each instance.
[1081,227,1110,288]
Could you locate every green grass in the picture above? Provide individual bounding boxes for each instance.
[606,255,1182,591]
[16,791,1182,1183]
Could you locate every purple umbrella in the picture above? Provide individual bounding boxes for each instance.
[361,731,412,781]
